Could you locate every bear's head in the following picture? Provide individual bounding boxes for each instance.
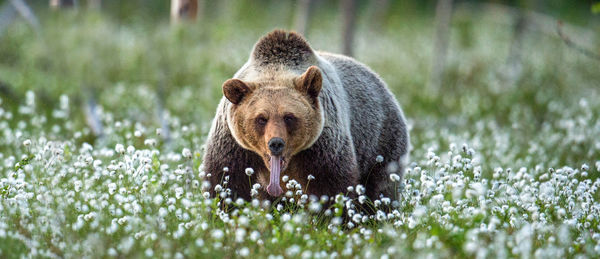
[223,66,324,197]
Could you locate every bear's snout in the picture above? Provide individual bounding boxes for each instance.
[268,137,285,156]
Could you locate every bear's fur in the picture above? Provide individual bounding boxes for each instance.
[203,30,409,202]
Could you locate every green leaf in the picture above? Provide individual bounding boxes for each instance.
[593,2,600,14]
[14,154,34,171]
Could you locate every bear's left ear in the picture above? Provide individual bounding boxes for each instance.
[295,66,322,100]
[223,79,253,105]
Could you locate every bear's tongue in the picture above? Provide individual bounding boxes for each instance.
[267,156,284,197]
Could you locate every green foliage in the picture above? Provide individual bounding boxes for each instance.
[593,3,600,14]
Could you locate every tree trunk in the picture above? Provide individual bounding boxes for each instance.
[10,0,40,34]
[429,0,453,91]
[83,89,104,138]
[340,0,357,56]
[171,0,198,23]
[87,0,100,9]
[0,1,18,36]
[504,12,527,83]
[293,0,312,36]
[368,0,390,32]
[50,0,76,8]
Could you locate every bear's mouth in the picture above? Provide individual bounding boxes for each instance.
[266,155,286,197]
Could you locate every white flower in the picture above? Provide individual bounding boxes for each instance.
[245,168,254,176]
[211,229,224,240]
[376,155,384,163]
[236,198,244,206]
[73,180,82,192]
[108,183,117,195]
[249,231,260,241]
[239,247,250,257]
[358,195,367,204]
[153,195,164,205]
[581,164,589,171]
[307,174,315,180]
[286,245,301,257]
[175,187,184,199]
[144,138,157,147]
[381,197,390,205]
[356,184,365,195]
[144,248,153,257]
[389,173,400,182]
[115,144,125,155]
[309,202,322,213]
[23,139,31,147]
[182,148,192,159]
[235,228,246,243]
[352,214,362,223]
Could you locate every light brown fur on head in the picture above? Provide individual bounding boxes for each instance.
[223,66,323,177]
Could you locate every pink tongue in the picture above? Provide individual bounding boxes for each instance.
[267,156,283,197]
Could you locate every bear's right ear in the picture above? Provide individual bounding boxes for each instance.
[223,79,253,105]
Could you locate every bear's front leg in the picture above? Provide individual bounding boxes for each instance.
[291,134,360,199]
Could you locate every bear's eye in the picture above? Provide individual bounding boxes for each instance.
[283,114,297,124]
[255,116,268,126]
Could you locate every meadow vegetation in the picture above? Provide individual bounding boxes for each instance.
[0,2,599,258]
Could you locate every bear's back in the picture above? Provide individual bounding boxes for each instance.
[317,52,409,174]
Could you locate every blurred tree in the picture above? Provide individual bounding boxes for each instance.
[171,0,199,23]
[50,0,76,9]
[368,0,390,32]
[49,0,106,137]
[557,20,600,61]
[340,0,357,56]
[0,1,17,36]
[504,0,536,85]
[293,0,313,36]
[87,0,100,10]
[9,0,39,34]
[429,0,453,91]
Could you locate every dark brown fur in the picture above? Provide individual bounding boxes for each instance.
[204,30,409,205]
[251,30,316,68]
[204,114,262,201]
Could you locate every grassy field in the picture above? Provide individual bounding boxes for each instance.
[1,2,600,258]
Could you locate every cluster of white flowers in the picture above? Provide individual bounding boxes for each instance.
[1,86,599,258]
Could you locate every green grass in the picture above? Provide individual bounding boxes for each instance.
[0,3,599,258]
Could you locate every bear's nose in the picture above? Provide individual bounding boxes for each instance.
[268,138,285,156]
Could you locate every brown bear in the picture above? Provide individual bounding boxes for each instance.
[203,30,409,203]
